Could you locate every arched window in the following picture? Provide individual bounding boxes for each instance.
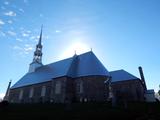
[41,86,46,97]
[19,89,23,100]
[79,81,83,93]
[29,87,34,98]
[76,80,83,94]
[80,97,83,102]
[55,81,61,94]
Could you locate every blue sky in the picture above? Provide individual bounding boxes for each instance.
[0,0,160,98]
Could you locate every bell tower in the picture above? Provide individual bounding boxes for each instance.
[29,26,43,73]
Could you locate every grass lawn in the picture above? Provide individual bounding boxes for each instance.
[0,102,160,120]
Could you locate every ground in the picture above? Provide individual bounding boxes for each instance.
[0,102,160,120]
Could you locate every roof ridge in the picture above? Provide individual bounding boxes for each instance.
[45,51,92,66]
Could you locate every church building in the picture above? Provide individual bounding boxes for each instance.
[6,28,147,103]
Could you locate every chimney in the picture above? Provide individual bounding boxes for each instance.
[138,66,147,90]
[4,80,12,101]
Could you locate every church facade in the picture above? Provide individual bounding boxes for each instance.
[6,28,147,103]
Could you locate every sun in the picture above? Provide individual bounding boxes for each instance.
[59,42,90,59]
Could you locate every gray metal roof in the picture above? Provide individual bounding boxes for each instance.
[109,69,139,83]
[11,51,109,89]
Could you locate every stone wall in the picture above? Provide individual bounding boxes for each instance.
[9,81,52,103]
[111,79,144,102]
[74,76,108,102]
[50,77,68,103]
[9,76,108,103]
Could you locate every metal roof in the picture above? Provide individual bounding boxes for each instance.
[109,69,139,83]
[11,51,109,89]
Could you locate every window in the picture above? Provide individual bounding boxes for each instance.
[29,88,34,98]
[79,81,83,93]
[55,81,61,94]
[77,81,83,93]
[84,98,87,102]
[80,97,83,102]
[41,86,46,97]
[19,89,23,100]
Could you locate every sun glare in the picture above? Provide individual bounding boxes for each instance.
[59,42,90,59]
[0,93,5,100]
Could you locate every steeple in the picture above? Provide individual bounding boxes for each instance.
[33,25,43,63]
[29,26,43,73]
[38,25,43,47]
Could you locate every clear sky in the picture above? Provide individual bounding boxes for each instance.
[0,0,160,98]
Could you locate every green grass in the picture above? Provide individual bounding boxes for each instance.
[0,102,160,120]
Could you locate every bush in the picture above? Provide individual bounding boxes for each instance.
[0,100,9,107]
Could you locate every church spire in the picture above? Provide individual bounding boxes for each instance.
[38,25,43,46]
[33,25,43,63]
[29,26,43,73]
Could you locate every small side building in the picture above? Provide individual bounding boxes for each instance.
[144,89,156,102]
[109,70,145,102]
